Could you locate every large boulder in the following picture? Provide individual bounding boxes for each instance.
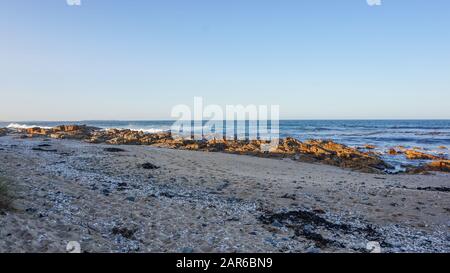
[51,125,98,140]
[54,125,88,132]
[23,124,98,139]
[296,140,390,173]
[26,127,51,135]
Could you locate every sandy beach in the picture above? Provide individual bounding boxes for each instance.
[0,134,449,253]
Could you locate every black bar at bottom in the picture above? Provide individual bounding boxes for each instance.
[0,253,447,272]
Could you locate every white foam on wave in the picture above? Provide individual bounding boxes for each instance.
[133,128,166,133]
[102,127,167,134]
[7,123,52,130]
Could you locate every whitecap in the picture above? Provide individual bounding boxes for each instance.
[103,127,167,134]
[7,123,52,130]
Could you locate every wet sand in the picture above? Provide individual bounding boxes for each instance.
[0,135,449,253]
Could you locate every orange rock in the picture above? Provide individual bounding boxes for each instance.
[53,125,96,132]
[269,137,302,154]
[425,160,450,172]
[295,140,389,173]
[404,150,441,160]
[410,160,450,173]
[365,145,376,149]
[26,127,50,135]
[388,148,399,155]
[206,140,227,152]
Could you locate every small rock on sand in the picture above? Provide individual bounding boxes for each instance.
[141,163,160,170]
[104,147,127,153]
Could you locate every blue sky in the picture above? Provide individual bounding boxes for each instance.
[1,0,449,121]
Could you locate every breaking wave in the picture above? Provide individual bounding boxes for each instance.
[125,128,166,133]
[7,123,52,130]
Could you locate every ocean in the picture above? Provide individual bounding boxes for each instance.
[2,120,449,167]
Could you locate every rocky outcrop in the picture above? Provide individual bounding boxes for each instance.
[87,129,172,145]
[236,138,390,172]
[422,160,450,172]
[7,124,450,174]
[408,160,450,174]
[404,150,441,160]
[297,140,390,173]
[24,125,98,140]
[26,127,51,136]
[21,125,392,173]
[50,125,98,140]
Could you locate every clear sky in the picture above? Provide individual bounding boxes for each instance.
[1,0,449,121]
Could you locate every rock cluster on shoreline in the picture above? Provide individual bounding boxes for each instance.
[408,160,450,173]
[2,125,448,174]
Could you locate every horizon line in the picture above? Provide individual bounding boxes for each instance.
[2,118,450,123]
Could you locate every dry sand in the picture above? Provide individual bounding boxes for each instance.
[0,135,449,253]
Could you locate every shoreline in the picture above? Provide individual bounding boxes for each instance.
[0,133,449,253]
[1,124,449,174]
